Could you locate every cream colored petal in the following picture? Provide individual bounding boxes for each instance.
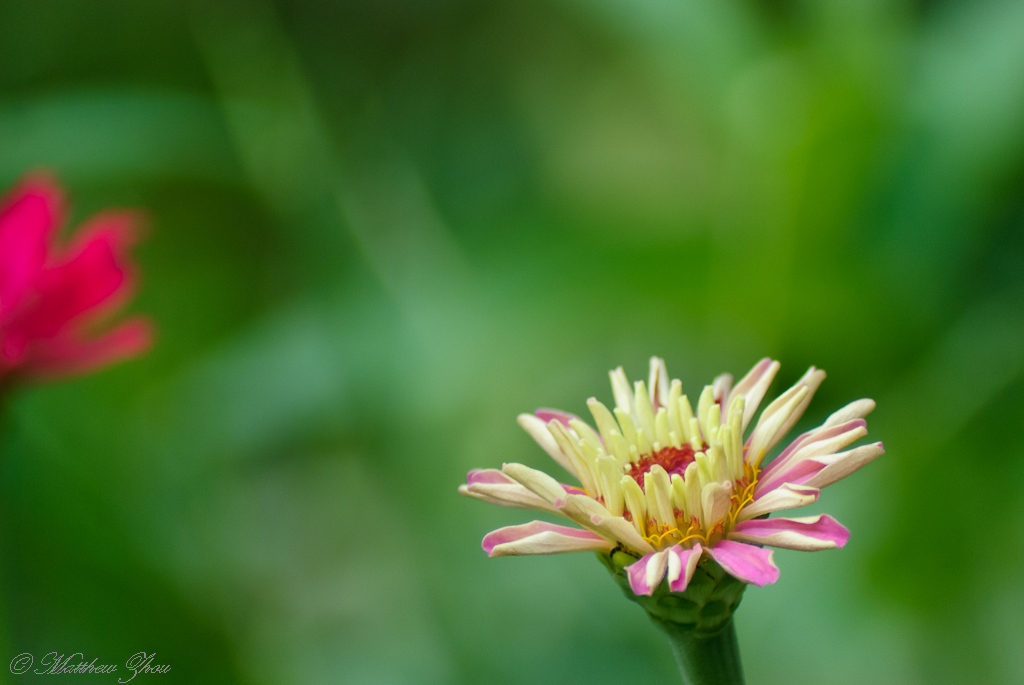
[610,366,634,415]
[670,473,688,513]
[607,432,632,464]
[645,465,675,528]
[696,385,715,441]
[785,420,867,466]
[678,395,696,441]
[687,417,702,449]
[569,418,603,450]
[712,373,733,421]
[682,462,702,526]
[518,414,577,477]
[719,421,742,481]
[666,543,704,593]
[634,381,657,444]
[655,408,672,449]
[646,548,670,588]
[587,398,621,445]
[667,380,683,436]
[592,514,656,555]
[546,422,597,494]
[561,493,654,554]
[701,481,733,528]
[502,462,568,504]
[649,357,671,407]
[706,442,730,483]
[459,482,560,514]
[737,483,820,521]
[726,358,780,431]
[558,492,611,527]
[773,367,826,444]
[614,408,639,449]
[747,385,810,467]
[804,442,885,489]
[620,475,648,536]
[823,399,876,428]
[595,455,626,516]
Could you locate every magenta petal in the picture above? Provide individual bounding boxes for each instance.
[24,318,153,379]
[626,549,669,596]
[0,175,152,380]
[19,213,141,338]
[0,175,63,317]
[707,540,780,587]
[731,515,850,551]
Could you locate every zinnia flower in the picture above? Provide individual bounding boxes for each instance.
[460,358,883,595]
[0,174,153,381]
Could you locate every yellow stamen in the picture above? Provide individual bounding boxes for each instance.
[635,444,765,550]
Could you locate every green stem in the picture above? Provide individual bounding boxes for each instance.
[653,616,744,685]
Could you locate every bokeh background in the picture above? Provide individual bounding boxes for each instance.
[1,0,1023,683]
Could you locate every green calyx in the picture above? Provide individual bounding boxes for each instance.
[598,550,746,636]
[599,550,748,684]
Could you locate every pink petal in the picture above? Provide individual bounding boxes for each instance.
[667,544,703,593]
[626,549,670,596]
[707,540,780,586]
[712,373,733,421]
[482,521,612,556]
[460,469,559,513]
[755,458,826,497]
[757,419,868,496]
[467,468,580,497]
[730,515,850,551]
[0,174,63,317]
[726,358,780,430]
[758,443,881,496]
[534,409,580,429]
[804,442,885,489]
[17,212,142,338]
[762,419,867,482]
[518,413,579,477]
[466,469,516,485]
[23,318,153,379]
[764,420,864,477]
[747,368,826,462]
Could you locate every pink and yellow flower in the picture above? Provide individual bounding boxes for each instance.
[0,174,153,381]
[461,358,883,595]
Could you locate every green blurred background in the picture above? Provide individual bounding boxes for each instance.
[1,0,1023,683]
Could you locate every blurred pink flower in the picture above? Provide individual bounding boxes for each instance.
[461,357,883,594]
[0,173,153,381]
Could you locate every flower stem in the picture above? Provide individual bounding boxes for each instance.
[653,616,744,685]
